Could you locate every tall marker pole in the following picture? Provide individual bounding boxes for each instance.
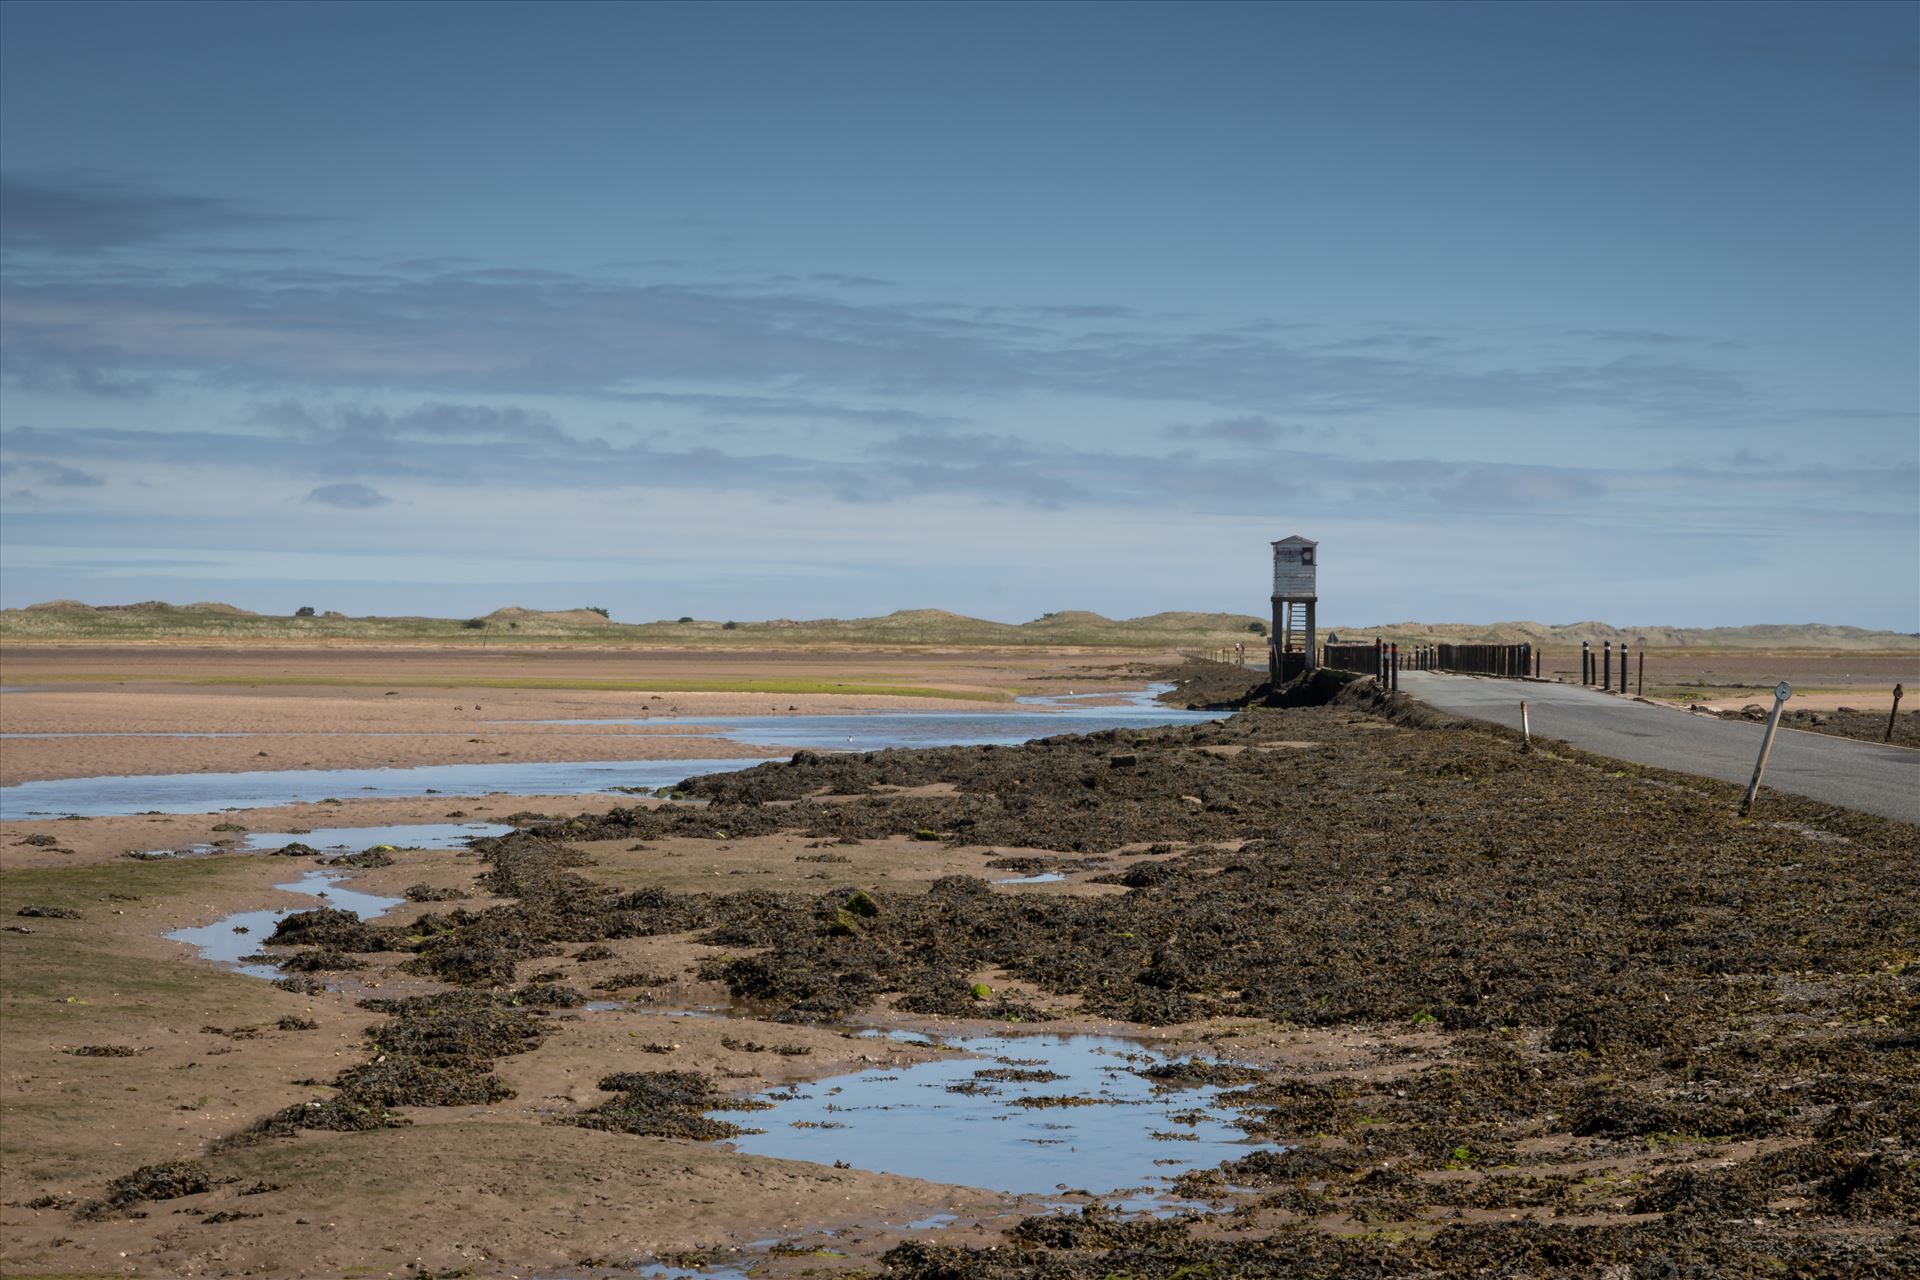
[1739,681,1792,816]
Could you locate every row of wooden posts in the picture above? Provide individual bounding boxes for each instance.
[1581,640,1644,697]
[1322,640,1538,688]
[1427,643,1537,678]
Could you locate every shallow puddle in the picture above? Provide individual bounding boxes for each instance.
[633,1266,750,1280]
[137,821,515,859]
[716,1030,1265,1198]
[996,871,1067,885]
[241,821,512,852]
[241,821,518,852]
[0,757,766,819]
[164,869,403,978]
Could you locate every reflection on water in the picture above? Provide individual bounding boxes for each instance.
[138,821,514,859]
[239,821,512,851]
[163,869,403,979]
[718,1030,1265,1197]
[499,684,1221,753]
[0,758,764,820]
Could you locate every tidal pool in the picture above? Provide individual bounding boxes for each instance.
[239,821,513,852]
[164,868,403,979]
[716,1030,1265,1198]
[0,757,766,820]
[135,821,515,859]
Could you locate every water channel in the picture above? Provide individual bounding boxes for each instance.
[164,869,405,978]
[1,685,1221,819]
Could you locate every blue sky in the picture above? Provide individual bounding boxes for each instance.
[1,0,1914,628]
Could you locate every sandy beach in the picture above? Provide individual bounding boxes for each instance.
[0,645,1161,785]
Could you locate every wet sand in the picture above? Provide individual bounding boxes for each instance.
[0,645,1161,784]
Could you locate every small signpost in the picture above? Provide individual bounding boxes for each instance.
[1739,681,1792,815]
[1890,684,1905,743]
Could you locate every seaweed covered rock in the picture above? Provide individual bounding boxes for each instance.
[1008,1203,1196,1249]
[332,1055,515,1107]
[565,1070,749,1140]
[362,991,546,1064]
[82,1160,211,1218]
[265,906,389,952]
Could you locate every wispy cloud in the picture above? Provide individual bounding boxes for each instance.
[0,458,105,487]
[0,170,313,253]
[0,199,1775,425]
[304,482,389,509]
[1162,416,1309,446]
[11,417,1905,539]
[605,390,965,428]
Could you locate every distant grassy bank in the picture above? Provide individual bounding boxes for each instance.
[8,672,1007,700]
[0,602,1274,650]
[2,600,1914,653]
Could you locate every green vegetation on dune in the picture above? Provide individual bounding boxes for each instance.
[4,600,1914,652]
[0,601,1273,649]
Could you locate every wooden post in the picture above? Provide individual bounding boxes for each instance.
[1889,684,1905,743]
[1304,600,1317,671]
[1270,596,1283,677]
[1520,699,1531,751]
[1739,682,1792,815]
[1582,641,1590,685]
[1636,649,1644,697]
[1390,643,1399,691]
[1619,643,1629,694]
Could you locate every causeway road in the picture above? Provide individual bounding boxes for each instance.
[1398,671,1920,825]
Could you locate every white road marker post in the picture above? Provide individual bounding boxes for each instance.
[1739,681,1792,816]
[1520,700,1532,751]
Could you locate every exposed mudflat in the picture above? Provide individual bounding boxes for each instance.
[4,666,1916,1277]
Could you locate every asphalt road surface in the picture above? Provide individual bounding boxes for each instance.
[1398,671,1920,825]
